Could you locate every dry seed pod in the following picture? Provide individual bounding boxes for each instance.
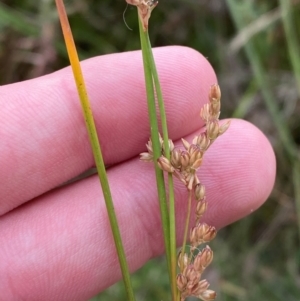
[184,266,201,289]
[178,251,190,270]
[194,133,210,151]
[140,152,153,162]
[157,156,174,173]
[199,289,217,301]
[195,183,206,201]
[209,102,220,119]
[180,151,190,168]
[208,84,221,102]
[177,273,188,291]
[207,120,220,140]
[171,149,182,168]
[191,158,203,170]
[168,139,175,151]
[191,279,210,296]
[200,104,210,123]
[189,144,202,162]
[161,138,174,153]
[195,199,208,218]
[181,138,190,150]
[190,223,217,247]
[219,120,231,135]
[193,246,213,272]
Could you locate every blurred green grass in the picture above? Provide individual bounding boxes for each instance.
[1,0,300,300]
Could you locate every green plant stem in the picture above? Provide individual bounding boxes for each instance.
[167,174,178,301]
[55,1,135,300]
[138,13,170,256]
[138,14,179,300]
[144,33,178,301]
[180,190,192,271]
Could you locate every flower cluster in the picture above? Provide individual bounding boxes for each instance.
[140,84,230,202]
[175,210,217,301]
[177,245,216,301]
[140,84,229,301]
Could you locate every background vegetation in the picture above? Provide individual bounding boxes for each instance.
[1,0,300,300]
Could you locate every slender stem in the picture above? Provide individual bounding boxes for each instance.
[180,190,192,270]
[168,174,178,301]
[138,12,171,272]
[55,1,135,300]
[145,33,178,300]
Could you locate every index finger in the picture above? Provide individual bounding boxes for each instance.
[0,46,216,215]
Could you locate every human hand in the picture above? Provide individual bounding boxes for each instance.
[0,46,276,300]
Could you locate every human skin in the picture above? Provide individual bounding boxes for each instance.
[0,46,276,301]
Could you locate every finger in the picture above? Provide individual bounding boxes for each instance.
[0,46,216,215]
[0,119,276,301]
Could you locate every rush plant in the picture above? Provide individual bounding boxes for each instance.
[55,1,230,300]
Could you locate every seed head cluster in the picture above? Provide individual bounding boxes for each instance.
[140,84,230,301]
[177,245,216,301]
[140,84,230,204]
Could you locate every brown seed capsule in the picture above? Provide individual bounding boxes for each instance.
[181,138,190,150]
[190,223,217,246]
[184,266,200,289]
[194,246,213,272]
[178,251,190,270]
[200,246,214,268]
[161,138,174,154]
[176,274,187,291]
[157,156,174,173]
[139,152,153,162]
[191,279,210,296]
[189,145,202,163]
[197,223,217,244]
[145,140,153,153]
[194,133,210,151]
[180,151,190,168]
[195,183,206,201]
[209,84,221,103]
[219,120,231,135]
[191,158,202,170]
[209,102,221,119]
[207,120,220,140]
[190,226,198,246]
[171,149,181,168]
[196,199,208,218]
[168,139,175,151]
[199,289,217,301]
[200,104,210,122]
